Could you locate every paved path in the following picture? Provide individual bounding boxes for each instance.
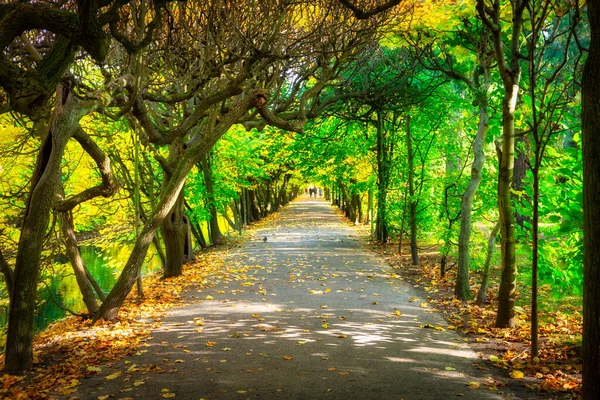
[75,198,510,399]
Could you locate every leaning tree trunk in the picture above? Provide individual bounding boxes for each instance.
[456,95,490,300]
[95,155,195,321]
[582,2,600,398]
[94,89,268,322]
[59,212,99,314]
[5,83,97,372]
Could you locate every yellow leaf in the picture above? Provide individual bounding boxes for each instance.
[283,355,293,360]
[394,310,402,316]
[174,359,184,363]
[98,396,110,400]
[489,355,500,362]
[467,382,480,389]
[133,381,145,387]
[322,323,330,329]
[205,295,214,300]
[445,366,456,371]
[161,394,176,399]
[420,302,428,308]
[105,372,121,380]
[252,313,260,318]
[510,370,525,379]
[87,366,102,372]
[337,334,347,338]
[324,288,331,293]
[205,341,216,347]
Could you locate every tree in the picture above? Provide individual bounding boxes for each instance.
[476,0,529,328]
[522,0,584,359]
[582,1,599,398]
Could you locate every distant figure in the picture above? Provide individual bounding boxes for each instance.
[309,187,314,197]
[318,188,322,197]
[263,236,268,242]
[304,187,308,195]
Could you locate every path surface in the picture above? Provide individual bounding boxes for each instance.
[75,198,512,399]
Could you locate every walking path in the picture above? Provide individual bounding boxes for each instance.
[74,198,512,399]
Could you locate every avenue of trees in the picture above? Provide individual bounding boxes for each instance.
[0,0,598,398]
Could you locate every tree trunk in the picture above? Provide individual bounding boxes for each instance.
[456,94,490,300]
[475,0,525,329]
[495,79,519,328]
[5,84,94,372]
[476,221,501,306]
[95,155,194,321]
[407,116,419,265]
[398,186,408,255]
[531,161,540,357]
[59,212,99,314]
[582,2,600,398]
[161,190,187,279]
[375,111,389,242]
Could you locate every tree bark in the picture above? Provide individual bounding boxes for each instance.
[582,2,600,398]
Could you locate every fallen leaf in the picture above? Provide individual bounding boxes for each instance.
[87,366,102,372]
[510,370,524,379]
[467,382,480,389]
[283,355,293,360]
[105,372,121,380]
[205,295,214,300]
[445,367,456,371]
[133,380,145,387]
